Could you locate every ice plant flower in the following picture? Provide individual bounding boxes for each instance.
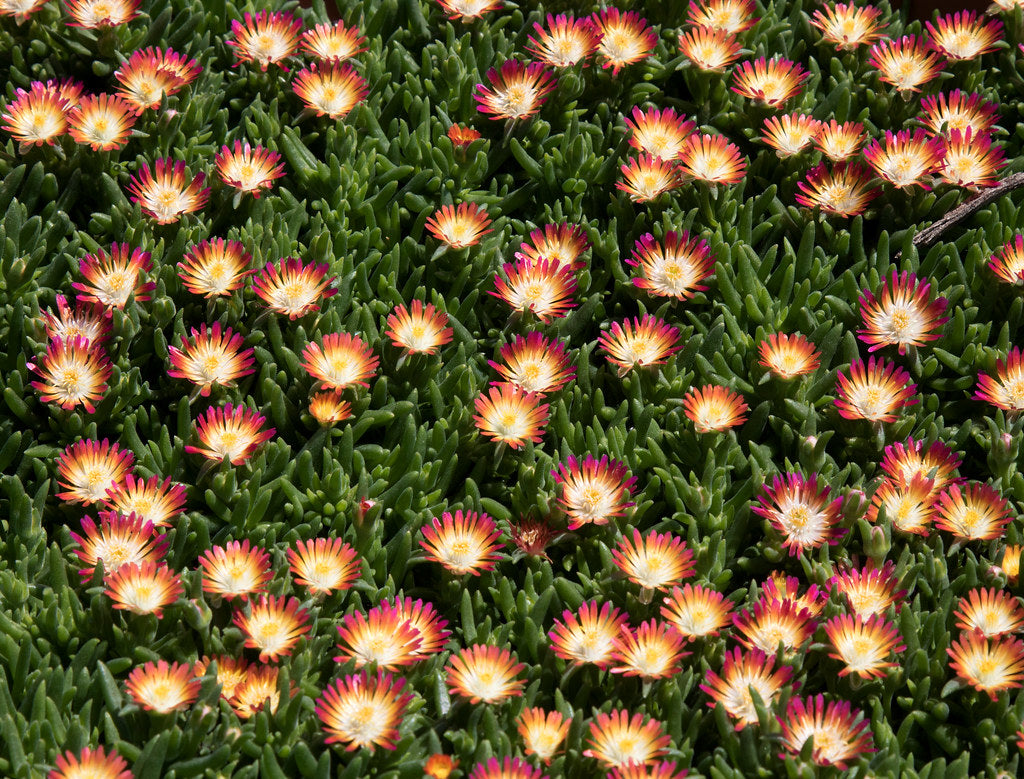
[553,454,636,529]
[868,35,945,94]
[599,315,681,376]
[42,294,111,347]
[474,60,556,121]
[796,162,878,217]
[584,710,671,769]
[446,644,525,703]
[661,583,734,640]
[813,120,866,162]
[230,664,283,719]
[760,573,828,618]
[934,482,1011,542]
[687,0,758,34]
[549,600,629,668]
[436,0,502,22]
[824,613,905,678]
[858,270,948,354]
[292,62,370,119]
[384,596,451,657]
[167,322,255,396]
[777,695,874,769]
[509,515,558,559]
[617,154,681,202]
[185,404,275,465]
[228,11,302,70]
[731,57,807,107]
[758,333,821,378]
[1001,545,1023,584]
[252,258,336,319]
[926,11,1003,61]
[64,0,139,28]
[113,47,202,113]
[975,346,1024,412]
[425,755,459,779]
[468,758,543,779]
[301,333,379,392]
[105,561,183,618]
[125,661,200,714]
[198,540,272,601]
[879,437,962,496]
[626,230,714,300]
[447,124,481,148]
[308,391,352,426]
[385,300,453,355]
[682,385,749,433]
[72,243,154,309]
[489,332,575,394]
[425,202,492,249]
[29,336,111,413]
[66,94,136,151]
[624,107,695,161]
[234,595,310,662]
[473,384,550,449]
[612,529,695,591]
[700,647,794,729]
[866,475,935,536]
[490,258,577,322]
[678,133,746,185]
[611,619,689,679]
[591,8,658,74]
[732,598,817,653]
[678,25,742,71]
[752,472,844,555]
[938,128,1006,189]
[70,511,167,578]
[517,708,571,764]
[177,238,253,298]
[316,670,412,751]
[526,14,603,68]
[300,20,367,61]
[287,538,361,595]
[834,356,917,422]
[335,605,423,669]
[126,159,209,224]
[828,560,906,617]
[0,0,48,24]
[194,655,249,700]
[103,474,187,528]
[419,510,503,575]
[947,631,1024,700]
[810,3,885,50]
[515,222,590,271]
[954,588,1024,637]
[760,114,821,157]
[49,746,132,779]
[989,236,1024,284]
[56,439,134,505]
[920,90,999,138]
[863,129,946,189]
[214,141,285,198]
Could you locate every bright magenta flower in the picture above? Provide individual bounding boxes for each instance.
[938,128,1006,189]
[473,385,549,449]
[446,644,525,703]
[474,60,556,121]
[626,231,714,300]
[591,8,658,74]
[177,238,253,298]
[126,159,209,224]
[66,94,136,151]
[252,258,336,319]
[301,333,379,392]
[700,647,794,729]
[975,346,1024,412]
[598,315,681,376]
[926,11,1003,61]
[678,133,746,185]
[228,11,302,70]
[214,140,285,198]
[796,162,878,217]
[731,57,807,107]
[834,356,917,422]
[824,613,905,678]
[167,322,255,396]
[56,439,133,505]
[552,455,636,529]
[857,270,948,353]
[316,670,412,751]
[489,332,575,394]
[759,572,827,618]
[292,62,369,119]
[687,0,758,34]
[868,35,945,93]
[185,404,275,465]
[490,258,577,322]
[113,47,202,113]
[682,385,749,433]
[584,710,670,769]
[64,0,138,28]
[777,695,874,769]
[548,600,628,668]
[526,14,603,68]
[863,129,946,189]
[678,25,742,71]
[420,510,503,574]
[752,472,844,556]
[300,20,367,61]
[624,107,695,161]
[28,336,111,413]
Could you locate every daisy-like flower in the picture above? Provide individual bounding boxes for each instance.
[49,746,132,779]
[1001,545,1023,584]
[447,124,481,148]
[731,58,807,108]
[436,0,502,22]
[113,47,202,114]
[126,158,209,224]
[975,347,1024,413]
[863,129,946,189]
[935,482,1011,542]
[866,475,935,536]
[591,8,658,75]
[66,94,136,151]
[678,25,742,71]
[72,243,154,309]
[700,647,794,730]
[56,439,133,505]
[955,588,1024,637]
[752,472,844,555]
[474,60,556,122]
[167,322,255,396]
[758,333,821,379]
[103,475,186,528]
[813,120,866,162]
[193,655,249,700]
[0,0,49,24]
[777,695,874,769]
[616,154,681,202]
[125,660,199,713]
[425,202,492,249]
[252,258,336,319]
[599,315,681,376]
[385,300,452,355]
[419,509,503,575]
[611,619,689,679]
[732,598,817,653]
[177,238,253,298]
[70,511,167,578]
[473,384,550,449]
[609,762,689,779]
[518,708,571,764]
[301,333,379,392]
[185,404,275,466]
[584,710,671,769]
[948,631,1024,700]
[810,3,885,50]
[383,596,452,657]
[446,644,525,704]
[858,270,948,354]
[105,561,182,618]
[425,755,459,779]
[760,572,828,618]
[526,14,603,68]
[515,222,590,271]
[468,758,543,779]
[335,605,423,669]
[234,595,311,662]
[939,128,1006,190]
[228,11,302,70]
[613,529,695,591]
[687,0,758,34]
[626,230,714,301]
[230,664,284,719]
[989,235,1024,285]
[868,35,945,94]
[552,454,637,529]
[678,133,746,185]
[288,538,360,595]
[760,114,821,157]
[549,601,629,668]
[292,62,370,120]
[316,670,412,751]
[926,11,1003,61]
[824,613,905,678]
[880,437,962,496]
[920,90,999,138]
[214,141,285,199]
[198,540,272,601]
[828,560,906,617]
[797,162,879,217]
[661,583,734,640]
[64,0,139,28]
[489,332,575,394]
[300,20,366,61]
[834,356,917,422]
[682,385,749,434]
[624,107,695,162]
[42,294,111,348]
[308,391,352,426]
[29,336,110,413]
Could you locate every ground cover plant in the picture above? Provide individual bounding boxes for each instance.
[2,0,1024,776]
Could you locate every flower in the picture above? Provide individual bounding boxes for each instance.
[228,11,302,70]
[64,0,139,28]
[49,746,132,779]
[252,258,336,319]
[828,560,906,616]
[678,25,742,71]
[103,474,187,528]
[473,385,550,449]
[42,294,111,347]
[760,113,821,157]
[624,107,695,161]
[104,561,182,618]
[613,529,695,591]
[687,0,758,34]
[599,315,681,376]
[447,124,481,147]
[446,644,525,703]
[858,270,948,354]
[66,94,136,151]
[796,162,878,217]
[731,57,807,107]
[287,538,361,594]
[879,437,962,496]
[72,243,154,309]
[186,404,274,466]
[468,758,544,779]
[234,595,311,662]
[926,11,1003,61]
[591,8,657,74]
[752,472,844,555]
[70,511,167,578]
[954,588,1024,637]
[385,300,453,355]
[509,516,558,559]
[617,154,681,202]
[56,439,134,505]
[611,620,689,679]
[126,158,209,224]
[198,540,272,601]
[864,129,946,190]
[920,90,999,138]
[436,0,502,22]
[661,584,733,640]
[214,140,285,198]
[489,332,575,394]
[0,0,48,24]
[113,47,202,113]
[868,35,945,93]
[425,202,492,249]
[335,605,423,669]
[29,337,111,413]
[609,762,688,779]
[700,647,794,729]
[834,356,917,422]
[682,385,749,434]
[230,664,284,719]
[300,20,367,61]
[177,238,253,298]
[167,322,255,396]
[975,346,1024,412]
[813,119,866,162]
[193,655,249,700]
[758,333,821,378]
[552,455,636,529]
[292,62,369,119]
[732,598,817,653]
[824,613,905,678]
[777,695,873,769]
[934,482,1011,542]
[626,231,714,300]
[990,235,1024,284]
[810,3,885,50]
[549,600,629,668]
[1001,545,1022,584]
[584,710,670,769]
[425,755,459,779]
[947,631,1024,700]
[474,60,556,121]
[125,661,200,713]
[866,475,935,536]
[517,708,571,764]
[383,596,451,657]
[526,14,603,68]
[308,391,352,426]
[515,222,590,271]
[760,572,827,618]
[301,333,379,392]
[938,128,1006,189]
[677,133,746,185]
[316,670,412,751]
[419,510,503,574]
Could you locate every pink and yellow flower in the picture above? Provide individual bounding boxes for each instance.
[473,385,550,449]
[868,35,945,93]
[678,133,746,185]
[731,57,807,107]
[0,0,48,24]
[288,538,361,595]
[193,655,249,701]
[947,631,1024,700]
[611,619,689,679]
[863,129,946,189]
[975,346,1024,412]
[72,243,154,309]
[383,596,451,657]
[526,14,603,68]
[591,8,658,74]
[617,154,681,202]
[103,474,187,528]
[626,230,714,300]
[228,11,302,70]
[105,561,182,618]
[584,710,670,769]
[446,644,525,703]
[834,356,917,422]
[752,472,844,555]
[113,47,202,113]
[866,475,935,536]
[167,322,255,396]
[292,62,369,119]
[230,664,284,719]
[824,613,905,678]
[920,90,999,138]
[682,384,749,433]
[777,695,874,769]
[810,3,885,50]
[989,235,1024,285]
[70,511,166,578]
[316,670,412,751]
[233,595,311,662]
[425,202,493,249]
[435,0,502,22]
[795,162,879,217]
[29,336,110,413]
[301,333,379,392]
[474,60,556,121]
[515,222,590,271]
[760,572,827,618]
[517,708,571,764]
[549,600,629,668]
[385,300,453,355]
[48,746,132,779]
[214,140,285,198]
[926,11,1003,61]
[624,107,695,161]
[828,560,906,617]
[335,605,423,670]
[185,404,275,465]
[468,758,543,779]
[678,25,742,71]
[419,510,503,574]
[64,0,139,28]
[66,94,136,151]
[757,333,821,378]
[732,598,817,653]
[198,540,272,602]
[489,332,575,394]
[300,20,366,61]
[934,482,1011,542]
[661,583,733,640]
[177,238,253,298]
[954,588,1024,637]
[42,294,111,347]
[126,158,209,224]
[879,437,962,496]
[252,258,336,319]
[598,315,681,376]
[612,529,695,591]
[125,660,199,713]
[308,391,352,426]
[760,113,821,158]
[813,119,866,162]
[552,454,636,529]
[490,259,577,321]
[857,270,948,354]
[56,439,133,505]
[700,647,794,729]
[687,0,758,34]
[938,128,1006,189]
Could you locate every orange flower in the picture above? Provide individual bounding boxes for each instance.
[185,404,275,465]
[975,346,1024,412]
[446,644,525,703]
[868,35,945,93]
[72,243,154,309]
[515,222,590,271]
[2,83,68,147]
[879,437,962,497]
[611,619,689,679]
[287,537,361,594]
[230,664,285,719]
[934,482,1011,542]
[292,62,369,120]
[828,560,906,617]
[228,10,302,70]
[862,129,946,189]
[104,561,182,618]
[548,600,629,668]
[419,510,503,575]
[0,0,48,24]
[612,529,695,591]
[824,613,905,678]
[866,475,935,536]
[591,8,657,74]
[687,0,758,34]
[700,647,793,729]
[731,57,807,107]
[490,258,577,322]
[989,235,1024,285]
[474,60,556,121]
[920,90,999,138]
[316,670,412,751]
[857,270,948,354]
[526,13,603,68]
[425,755,459,779]
[126,158,209,224]
[198,540,272,601]
[796,162,879,217]
[678,133,746,185]
[66,94,136,151]
[167,322,256,396]
[778,695,873,769]
[436,0,503,22]
[939,129,1007,190]
[56,439,134,505]
[49,746,132,779]
[598,315,681,376]
[624,106,695,161]
[70,511,167,579]
[28,336,110,413]
[214,140,285,198]
[473,384,550,449]
[834,356,917,422]
[627,230,714,301]
[947,631,1024,700]
[300,20,367,61]
[489,332,575,394]
[682,384,749,433]
[954,588,1024,637]
[308,391,352,426]
[661,583,734,640]
[758,333,821,378]
[813,119,866,162]
[469,758,544,779]
[617,154,681,202]
[678,25,742,71]
[383,596,451,657]
[301,333,379,392]
[760,113,821,157]
[732,598,817,653]
[233,595,311,662]
[552,454,636,529]
[193,655,249,700]
[335,604,423,670]
[252,258,336,319]
[177,238,253,298]
[425,202,492,249]
[810,3,885,50]
[447,124,481,147]
[385,300,453,355]
[584,710,670,769]
[517,707,571,764]
[64,0,139,28]
[125,660,200,713]
[113,47,202,113]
